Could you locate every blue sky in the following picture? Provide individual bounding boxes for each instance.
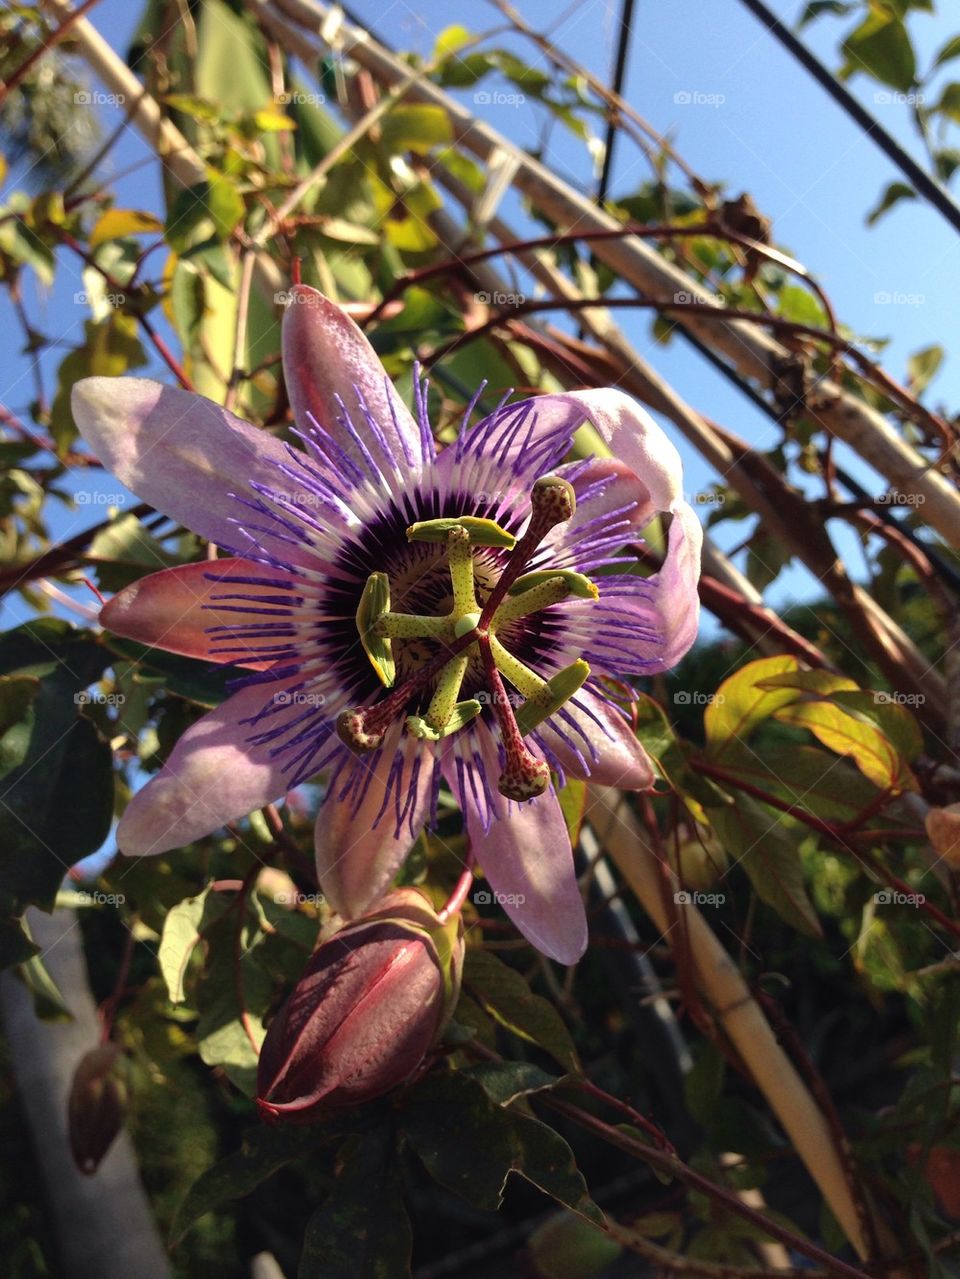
[1,0,956,631]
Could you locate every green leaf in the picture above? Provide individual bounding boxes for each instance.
[557,777,586,846]
[511,1113,605,1225]
[935,83,960,124]
[299,1130,411,1279]
[867,181,916,225]
[842,13,916,92]
[173,1125,321,1242]
[772,696,915,792]
[714,745,885,824]
[708,795,822,937]
[463,949,580,1072]
[466,1060,560,1106]
[401,1070,601,1224]
[932,35,960,69]
[799,0,854,26]
[906,343,944,393]
[745,527,790,592]
[0,625,114,962]
[379,105,453,155]
[196,904,273,1093]
[89,209,163,247]
[86,514,178,591]
[158,888,211,1004]
[434,25,473,59]
[704,655,800,759]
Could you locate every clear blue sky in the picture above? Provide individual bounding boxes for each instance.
[1,0,956,630]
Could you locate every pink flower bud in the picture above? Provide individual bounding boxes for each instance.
[256,888,463,1124]
[67,1042,128,1175]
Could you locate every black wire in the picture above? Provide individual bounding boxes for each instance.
[596,0,637,209]
[735,0,960,239]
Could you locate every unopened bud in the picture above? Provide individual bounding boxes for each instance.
[256,888,463,1124]
[67,1042,128,1175]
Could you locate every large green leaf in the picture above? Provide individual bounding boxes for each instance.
[463,949,579,1072]
[299,1130,412,1279]
[703,655,800,758]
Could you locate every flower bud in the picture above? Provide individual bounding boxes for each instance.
[256,888,463,1124]
[67,1042,128,1175]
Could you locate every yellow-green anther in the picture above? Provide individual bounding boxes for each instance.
[507,569,599,601]
[356,572,395,687]
[374,613,455,641]
[515,659,591,735]
[453,611,481,638]
[407,699,482,740]
[406,516,516,549]
[489,633,549,702]
[447,527,479,616]
[425,652,471,732]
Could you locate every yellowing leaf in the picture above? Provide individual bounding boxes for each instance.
[704,655,799,757]
[90,209,164,247]
[772,699,914,792]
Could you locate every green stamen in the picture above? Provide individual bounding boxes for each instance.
[488,634,549,702]
[515,660,591,734]
[356,573,395,687]
[407,516,515,548]
[425,652,471,732]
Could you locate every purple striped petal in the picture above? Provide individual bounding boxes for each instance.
[314,725,436,919]
[536,688,655,790]
[444,728,587,965]
[71,378,331,567]
[282,285,424,489]
[116,678,303,856]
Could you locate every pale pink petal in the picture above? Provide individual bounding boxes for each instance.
[445,729,587,965]
[101,558,297,670]
[71,377,328,567]
[536,688,655,790]
[282,285,424,486]
[116,677,303,855]
[314,725,435,919]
